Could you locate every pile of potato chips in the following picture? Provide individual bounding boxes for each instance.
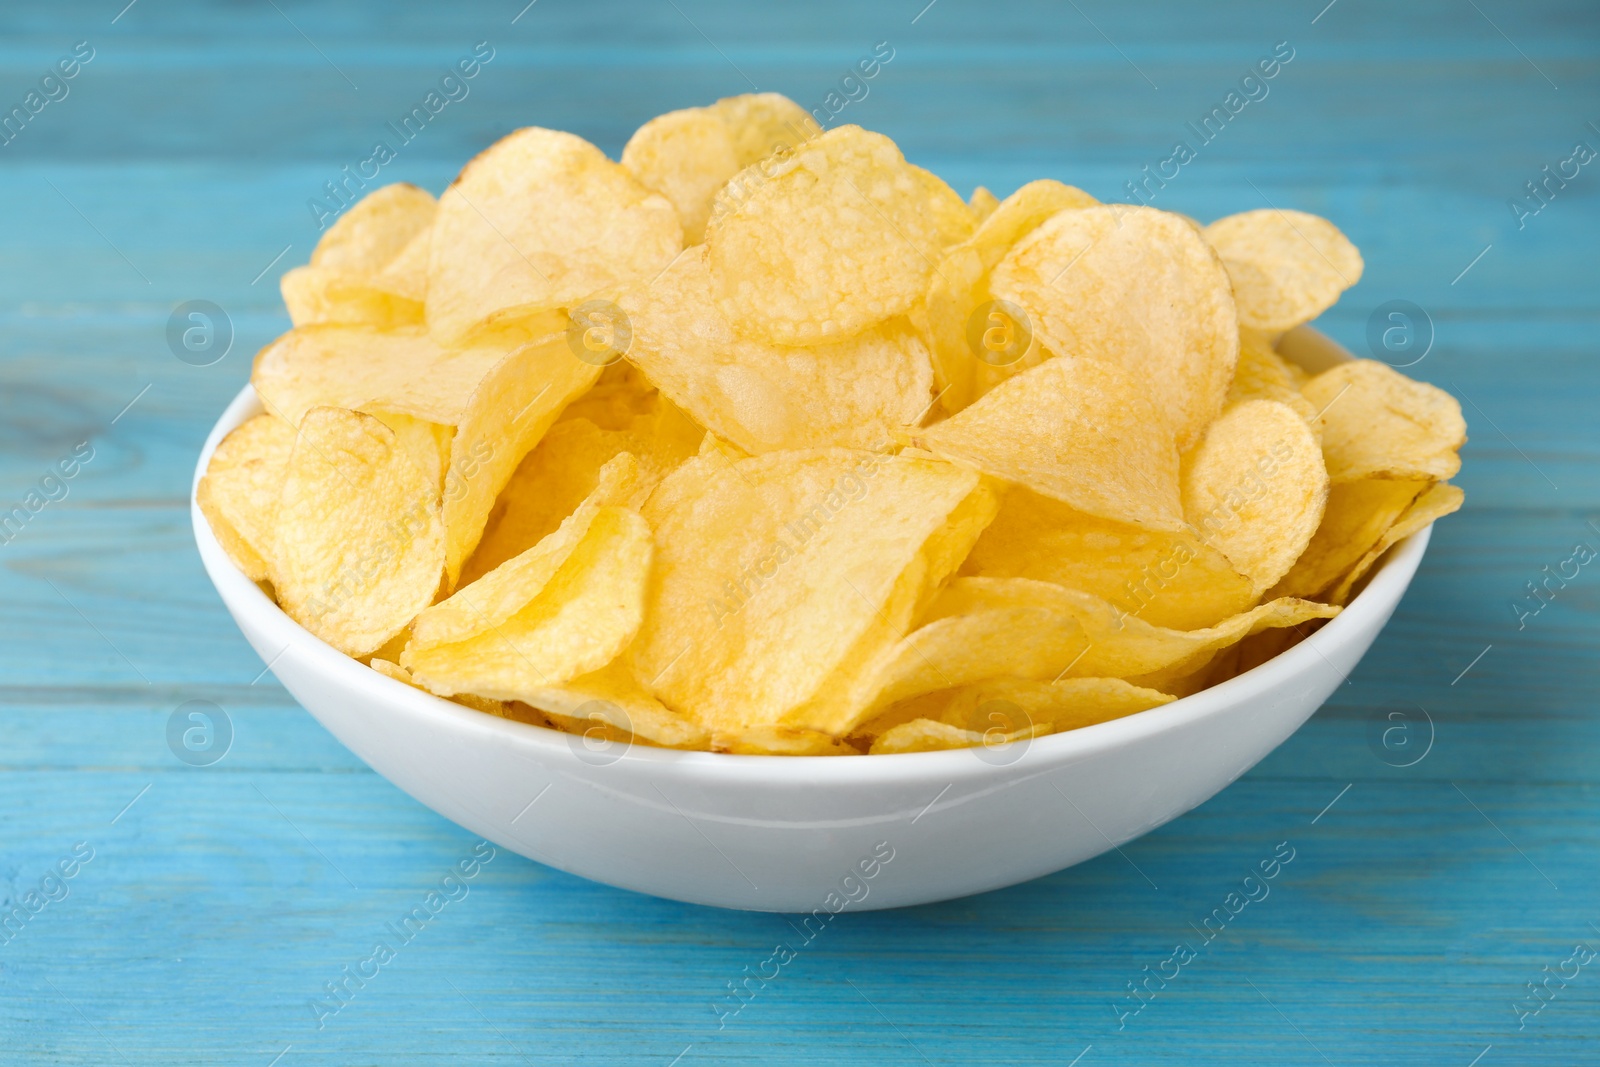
[200,93,1466,756]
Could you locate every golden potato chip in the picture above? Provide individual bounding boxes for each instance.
[870,718,1040,755]
[968,185,1000,223]
[917,355,1185,531]
[621,249,935,452]
[1181,398,1329,594]
[462,399,699,585]
[1227,326,1318,430]
[370,653,519,717]
[880,676,1174,742]
[426,127,682,343]
[989,204,1237,449]
[1328,481,1463,604]
[522,659,707,750]
[197,413,298,582]
[376,225,432,302]
[710,92,821,166]
[1302,360,1467,483]
[311,183,437,275]
[621,107,741,245]
[717,727,863,756]
[560,360,661,430]
[706,125,955,344]
[364,411,452,498]
[922,243,994,414]
[280,266,425,329]
[404,504,652,699]
[441,332,604,587]
[910,163,977,249]
[252,325,505,428]
[269,407,446,657]
[970,179,1099,268]
[870,577,1337,708]
[1269,477,1428,599]
[1203,208,1363,332]
[962,486,1258,630]
[633,448,986,739]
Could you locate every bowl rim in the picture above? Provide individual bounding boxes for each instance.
[192,327,1431,782]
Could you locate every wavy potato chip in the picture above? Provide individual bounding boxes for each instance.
[269,407,446,657]
[870,717,1039,755]
[426,127,682,343]
[441,333,604,586]
[709,92,821,166]
[252,324,505,428]
[1303,360,1467,483]
[621,249,934,453]
[706,125,954,344]
[365,410,452,498]
[865,676,1174,752]
[1328,481,1463,604]
[633,448,986,738]
[197,413,298,582]
[1204,208,1363,332]
[280,266,425,329]
[1269,477,1428,599]
[962,486,1258,630]
[521,659,707,750]
[990,205,1237,449]
[1181,398,1329,594]
[970,179,1099,268]
[917,355,1185,531]
[312,183,437,275]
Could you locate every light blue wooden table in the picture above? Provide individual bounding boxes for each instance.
[2,1,1596,1062]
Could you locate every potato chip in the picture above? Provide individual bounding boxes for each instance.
[967,185,1000,223]
[870,718,1039,755]
[311,183,437,275]
[1302,360,1467,483]
[461,398,699,585]
[970,179,1099,268]
[706,125,955,344]
[376,225,432,302]
[962,486,1258,630]
[869,676,1174,745]
[252,324,505,428]
[910,163,977,250]
[197,413,298,582]
[1181,398,1329,594]
[710,92,821,165]
[622,107,741,245]
[560,360,661,430]
[989,204,1237,449]
[633,448,986,739]
[1203,208,1363,332]
[717,727,864,756]
[1269,477,1428,599]
[917,355,1185,531]
[280,266,425,329]
[364,411,452,498]
[1328,481,1463,604]
[1227,326,1318,430]
[369,656,511,717]
[441,332,604,587]
[269,407,446,657]
[521,659,707,749]
[621,249,935,452]
[869,577,1337,708]
[404,504,652,699]
[426,127,682,343]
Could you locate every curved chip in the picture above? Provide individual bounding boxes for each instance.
[710,92,820,165]
[633,448,986,738]
[1227,326,1318,431]
[963,486,1258,630]
[917,355,1185,531]
[865,676,1175,752]
[441,333,604,587]
[967,185,1000,223]
[269,407,446,658]
[1270,477,1428,599]
[404,505,652,700]
[1181,398,1329,594]
[197,413,298,582]
[1204,208,1363,331]
[990,204,1238,449]
[1302,360,1467,483]
[706,125,954,344]
[970,179,1099,268]
[426,127,682,343]
[311,183,437,275]
[621,249,934,453]
[522,659,708,750]
[1327,481,1463,604]
[252,324,506,428]
[621,107,741,245]
[280,266,425,330]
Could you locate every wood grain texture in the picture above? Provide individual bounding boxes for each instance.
[1,0,1597,1062]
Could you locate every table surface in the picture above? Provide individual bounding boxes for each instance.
[2,0,1597,1063]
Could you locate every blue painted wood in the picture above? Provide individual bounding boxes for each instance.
[1,1,1597,1062]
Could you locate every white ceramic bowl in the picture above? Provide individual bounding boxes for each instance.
[192,327,1429,911]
